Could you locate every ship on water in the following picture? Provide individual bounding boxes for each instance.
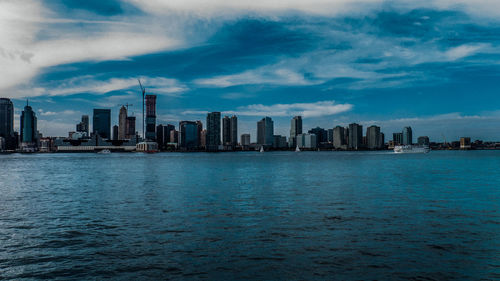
[394,145,430,154]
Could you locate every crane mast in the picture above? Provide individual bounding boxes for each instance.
[138,79,145,140]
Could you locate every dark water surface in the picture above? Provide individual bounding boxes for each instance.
[0,151,499,280]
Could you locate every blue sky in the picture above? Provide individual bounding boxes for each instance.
[1,0,500,141]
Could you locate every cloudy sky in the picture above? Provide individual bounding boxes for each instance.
[1,0,500,141]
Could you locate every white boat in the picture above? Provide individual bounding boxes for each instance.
[260,146,264,153]
[98,149,111,154]
[295,145,300,152]
[394,145,430,154]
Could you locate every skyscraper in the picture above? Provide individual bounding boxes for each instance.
[290,116,302,147]
[76,115,89,136]
[126,116,136,139]
[20,101,37,146]
[308,127,328,146]
[333,126,345,148]
[402,126,413,145]
[241,134,250,146]
[366,125,381,149]
[179,121,199,150]
[145,95,157,140]
[112,125,119,141]
[206,112,221,151]
[348,123,362,150]
[118,106,127,140]
[196,121,203,148]
[157,124,175,149]
[0,98,15,149]
[93,109,111,139]
[222,115,238,147]
[230,115,238,146]
[257,117,274,146]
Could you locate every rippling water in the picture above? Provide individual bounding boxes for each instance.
[0,151,499,280]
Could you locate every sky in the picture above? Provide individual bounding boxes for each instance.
[1,0,500,142]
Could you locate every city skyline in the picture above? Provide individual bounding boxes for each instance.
[2,1,500,141]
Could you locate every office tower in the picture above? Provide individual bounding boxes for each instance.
[76,115,89,136]
[179,121,199,149]
[348,123,362,150]
[333,126,345,148]
[156,124,165,148]
[0,98,15,150]
[170,130,178,144]
[297,133,317,149]
[20,101,37,145]
[126,116,136,139]
[222,115,237,147]
[145,95,157,140]
[93,109,111,139]
[366,125,381,149]
[196,120,203,148]
[328,129,334,143]
[273,135,287,149]
[200,129,207,148]
[379,133,385,148]
[206,112,221,151]
[308,127,327,146]
[241,134,250,146]
[257,117,274,146]
[417,136,430,146]
[112,125,119,141]
[402,126,413,145]
[290,116,302,147]
[230,115,238,146]
[393,132,403,145]
[118,106,127,140]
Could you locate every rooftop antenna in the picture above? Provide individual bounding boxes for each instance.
[138,79,146,140]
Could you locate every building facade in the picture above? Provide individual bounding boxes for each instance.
[402,126,413,145]
[118,106,127,140]
[348,123,363,150]
[93,109,111,139]
[241,134,250,147]
[206,112,221,151]
[0,98,15,150]
[179,121,199,150]
[333,126,345,148]
[257,117,274,146]
[20,102,38,148]
[145,95,157,140]
[290,116,302,147]
[417,136,430,146]
[366,125,381,149]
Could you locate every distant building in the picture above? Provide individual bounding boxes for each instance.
[126,116,136,139]
[308,127,328,146]
[76,115,89,136]
[118,106,127,140]
[93,109,111,139]
[273,135,287,149]
[222,115,238,148]
[297,133,317,149]
[290,116,302,147]
[179,121,199,150]
[366,125,381,149]
[200,129,207,148]
[348,123,363,150]
[206,112,221,151]
[145,95,157,140]
[327,129,333,143]
[333,126,345,148]
[417,136,430,146]
[460,137,471,150]
[257,117,274,146]
[402,126,413,145]
[230,115,237,146]
[20,101,38,150]
[393,132,403,145]
[112,125,119,141]
[0,98,15,150]
[169,130,178,144]
[241,134,251,147]
[157,124,175,149]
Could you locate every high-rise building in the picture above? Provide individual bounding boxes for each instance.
[93,109,111,139]
[297,133,317,149]
[145,95,157,140]
[393,132,403,145]
[402,126,413,145]
[206,112,221,151]
[366,125,381,149]
[20,101,37,146]
[257,117,274,146]
[76,115,89,136]
[170,130,178,144]
[460,137,471,149]
[157,124,175,149]
[290,116,302,147]
[179,121,199,149]
[196,121,203,148]
[273,135,287,149]
[222,115,238,147]
[348,123,362,150]
[241,134,250,146]
[417,136,430,146]
[200,129,207,148]
[118,106,127,140]
[126,116,136,139]
[0,98,15,150]
[333,126,345,148]
[308,127,328,146]
[379,133,385,148]
[328,129,334,143]
[112,125,119,141]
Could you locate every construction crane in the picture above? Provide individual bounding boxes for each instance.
[118,103,133,111]
[138,79,146,140]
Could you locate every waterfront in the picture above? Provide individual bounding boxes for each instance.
[0,151,499,280]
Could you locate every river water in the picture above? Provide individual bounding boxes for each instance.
[0,151,499,280]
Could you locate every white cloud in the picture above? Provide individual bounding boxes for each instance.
[37,109,80,116]
[183,100,352,117]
